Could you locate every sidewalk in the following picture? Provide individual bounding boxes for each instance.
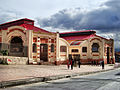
[0,64,115,88]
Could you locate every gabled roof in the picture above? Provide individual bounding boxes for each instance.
[0,18,53,34]
[19,24,51,33]
[0,18,34,29]
[60,30,96,34]
[60,30,96,37]
[60,30,110,41]
[95,35,109,41]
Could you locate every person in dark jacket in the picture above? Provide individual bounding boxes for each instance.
[71,59,74,70]
[69,54,72,69]
[77,54,81,68]
[102,61,104,69]
[67,59,70,69]
[78,60,81,68]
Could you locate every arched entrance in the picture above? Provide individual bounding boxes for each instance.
[9,36,24,56]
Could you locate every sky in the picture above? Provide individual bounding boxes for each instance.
[0,0,120,50]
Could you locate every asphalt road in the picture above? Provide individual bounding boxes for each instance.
[2,68,120,90]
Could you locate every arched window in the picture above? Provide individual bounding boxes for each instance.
[10,36,23,52]
[51,44,54,52]
[60,46,67,52]
[92,43,99,52]
[33,43,37,53]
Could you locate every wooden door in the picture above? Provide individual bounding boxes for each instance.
[40,44,48,61]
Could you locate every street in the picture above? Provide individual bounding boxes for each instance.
[2,68,120,90]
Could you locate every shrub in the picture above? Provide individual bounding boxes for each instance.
[0,50,8,56]
[0,58,8,65]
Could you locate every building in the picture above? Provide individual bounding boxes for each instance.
[0,18,115,65]
[58,30,115,64]
[0,18,57,64]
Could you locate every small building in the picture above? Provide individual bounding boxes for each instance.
[59,30,115,64]
[0,18,57,64]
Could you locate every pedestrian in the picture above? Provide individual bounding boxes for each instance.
[77,54,81,68]
[111,58,113,64]
[101,61,104,69]
[78,60,81,68]
[67,59,70,69]
[71,59,74,70]
[69,54,72,69]
[99,61,102,66]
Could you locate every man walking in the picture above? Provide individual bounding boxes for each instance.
[71,59,74,70]
[69,54,73,70]
[78,60,81,68]
[102,61,104,69]
[67,59,70,69]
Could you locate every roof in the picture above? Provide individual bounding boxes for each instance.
[115,52,120,55]
[19,24,51,33]
[0,18,52,34]
[70,41,82,45]
[60,30,96,34]
[62,34,95,41]
[60,30,96,37]
[0,18,34,27]
[95,35,109,41]
[60,30,110,41]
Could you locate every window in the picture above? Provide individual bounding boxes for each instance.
[92,43,99,52]
[51,44,54,52]
[60,46,67,52]
[82,47,87,52]
[10,37,23,53]
[72,49,79,52]
[33,37,37,42]
[33,43,37,53]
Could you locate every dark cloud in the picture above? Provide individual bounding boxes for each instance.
[37,0,120,32]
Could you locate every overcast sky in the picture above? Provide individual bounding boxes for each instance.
[0,0,120,50]
[0,0,108,18]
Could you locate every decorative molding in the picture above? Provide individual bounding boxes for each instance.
[90,38,102,42]
[7,28,26,35]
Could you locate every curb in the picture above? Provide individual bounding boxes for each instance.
[0,68,117,88]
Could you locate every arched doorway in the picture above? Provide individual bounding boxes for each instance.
[10,36,24,56]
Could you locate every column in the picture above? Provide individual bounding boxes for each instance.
[37,37,40,64]
[28,30,33,64]
[48,38,51,62]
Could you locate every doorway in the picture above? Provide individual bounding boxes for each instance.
[10,36,23,56]
[107,47,110,64]
[40,44,48,62]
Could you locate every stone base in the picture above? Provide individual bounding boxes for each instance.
[0,56,28,65]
